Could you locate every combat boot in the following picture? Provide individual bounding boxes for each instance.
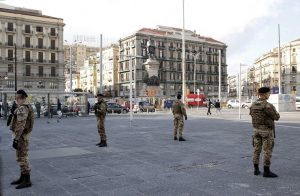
[179,137,186,141]
[96,142,101,146]
[263,166,278,178]
[254,164,261,175]
[15,174,31,189]
[11,173,24,185]
[174,136,178,140]
[98,140,107,147]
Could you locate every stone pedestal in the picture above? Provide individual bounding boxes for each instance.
[269,94,296,112]
[144,58,160,78]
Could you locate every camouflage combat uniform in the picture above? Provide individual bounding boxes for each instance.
[11,103,34,175]
[250,99,280,167]
[94,98,107,142]
[172,100,187,138]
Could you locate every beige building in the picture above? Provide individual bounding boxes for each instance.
[79,44,119,96]
[228,38,300,98]
[0,3,65,92]
[118,25,228,98]
[64,43,99,91]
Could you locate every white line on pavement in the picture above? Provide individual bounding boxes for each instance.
[277,124,300,129]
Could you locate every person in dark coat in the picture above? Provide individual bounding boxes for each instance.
[207,99,212,115]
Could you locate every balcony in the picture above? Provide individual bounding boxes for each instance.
[158,45,165,49]
[5,28,16,33]
[5,57,14,61]
[49,60,58,64]
[36,31,45,36]
[5,42,15,47]
[196,60,205,64]
[23,59,34,63]
[23,30,33,35]
[49,46,58,50]
[36,45,47,50]
[37,60,47,64]
[23,44,34,48]
[49,74,59,77]
[23,73,35,77]
[36,73,47,77]
[49,32,58,37]
[169,46,176,51]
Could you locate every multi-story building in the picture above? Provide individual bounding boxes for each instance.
[79,44,119,96]
[228,37,300,98]
[118,25,228,98]
[0,3,65,92]
[64,43,99,91]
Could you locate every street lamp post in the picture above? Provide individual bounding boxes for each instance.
[239,63,248,119]
[14,44,17,91]
[190,52,200,94]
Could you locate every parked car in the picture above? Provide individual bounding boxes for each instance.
[107,102,129,114]
[226,99,240,109]
[133,101,155,113]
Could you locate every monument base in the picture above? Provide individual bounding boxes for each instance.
[268,94,296,112]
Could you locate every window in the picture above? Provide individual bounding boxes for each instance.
[25,37,30,47]
[50,82,58,89]
[51,67,56,77]
[38,52,43,62]
[51,53,56,63]
[25,65,31,76]
[7,22,13,31]
[6,80,15,88]
[50,28,56,36]
[8,50,14,61]
[25,25,31,33]
[24,81,32,88]
[25,51,31,62]
[38,66,43,76]
[159,50,164,58]
[7,35,13,46]
[142,48,147,56]
[8,64,13,73]
[36,26,43,32]
[38,38,43,48]
[51,40,55,49]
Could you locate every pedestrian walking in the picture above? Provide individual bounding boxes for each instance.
[250,87,280,178]
[87,101,90,115]
[94,93,108,147]
[215,99,221,113]
[206,99,212,115]
[35,102,41,118]
[172,94,187,141]
[10,89,35,189]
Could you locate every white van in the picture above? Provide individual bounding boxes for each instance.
[296,97,300,111]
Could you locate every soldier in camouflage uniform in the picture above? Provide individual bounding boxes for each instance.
[10,90,34,189]
[94,93,108,147]
[250,87,280,178]
[172,94,187,141]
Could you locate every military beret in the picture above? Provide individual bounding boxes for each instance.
[16,89,28,98]
[258,87,270,94]
[97,93,104,97]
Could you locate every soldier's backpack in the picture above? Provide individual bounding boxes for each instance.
[24,104,35,134]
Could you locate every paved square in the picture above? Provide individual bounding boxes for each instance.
[1,110,300,196]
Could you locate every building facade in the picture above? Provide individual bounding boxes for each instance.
[0,4,65,92]
[118,26,228,98]
[227,38,300,98]
[64,43,99,92]
[79,44,119,96]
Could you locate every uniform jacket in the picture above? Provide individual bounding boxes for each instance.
[172,100,187,117]
[94,99,107,117]
[250,99,280,130]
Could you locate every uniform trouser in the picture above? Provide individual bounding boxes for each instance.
[252,128,274,166]
[174,116,184,137]
[97,116,106,141]
[16,134,31,175]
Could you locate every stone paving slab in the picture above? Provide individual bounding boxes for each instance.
[1,112,300,196]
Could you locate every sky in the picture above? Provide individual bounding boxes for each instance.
[3,0,300,75]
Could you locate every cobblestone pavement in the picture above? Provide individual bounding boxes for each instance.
[1,111,300,196]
